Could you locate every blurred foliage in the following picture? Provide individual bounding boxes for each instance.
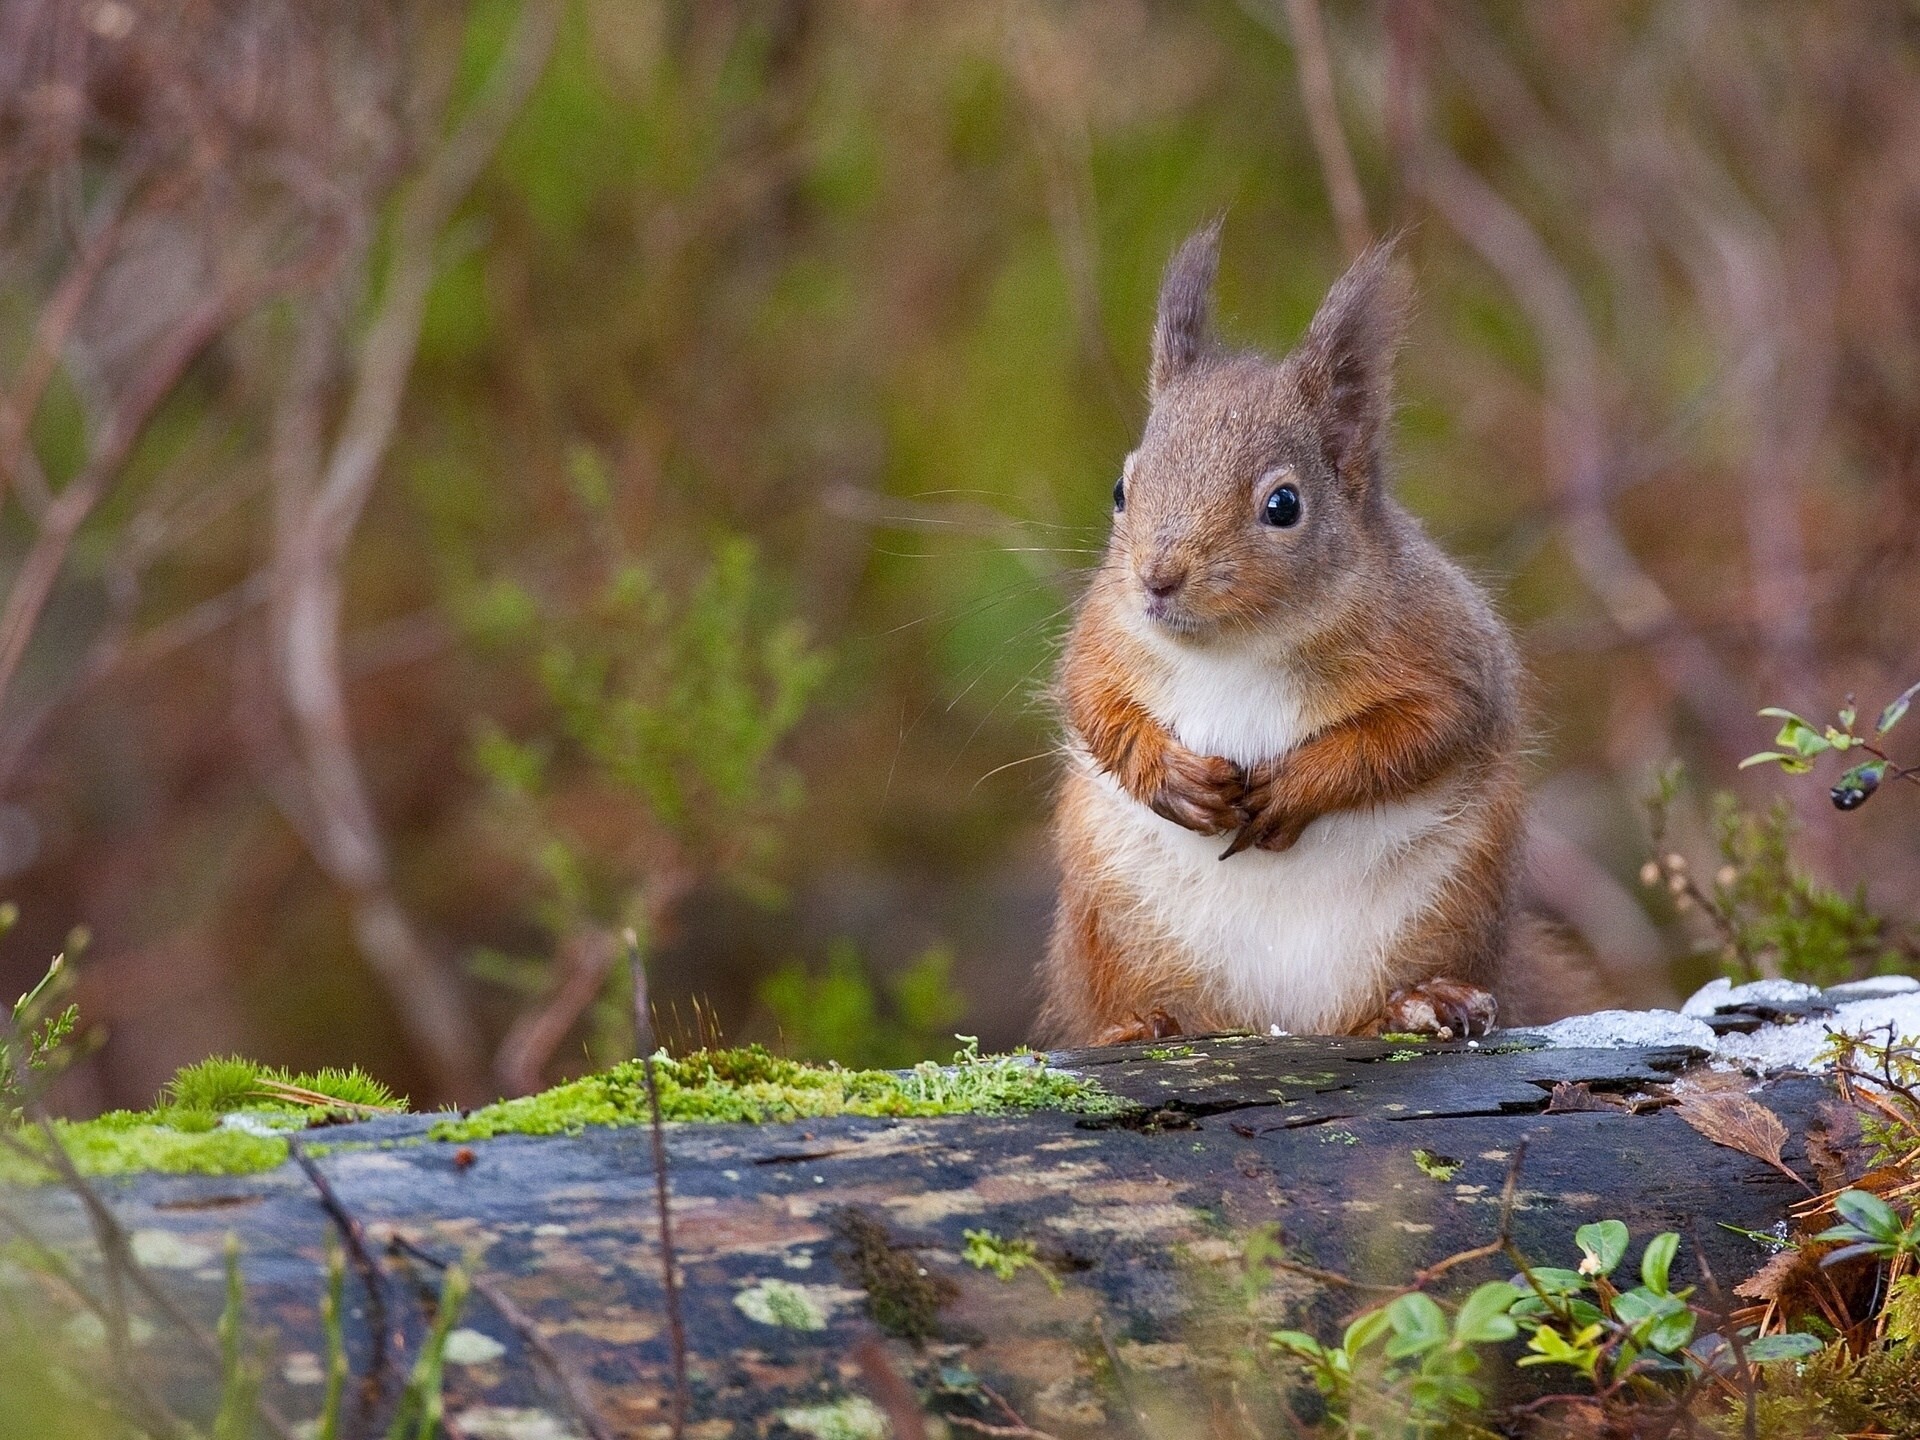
[1,0,1919,1103]
[462,442,827,1069]
[758,939,965,1068]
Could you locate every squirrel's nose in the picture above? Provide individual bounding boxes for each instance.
[1141,563,1188,599]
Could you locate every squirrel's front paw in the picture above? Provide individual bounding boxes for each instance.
[1360,979,1498,1041]
[1220,761,1313,857]
[1146,747,1245,836]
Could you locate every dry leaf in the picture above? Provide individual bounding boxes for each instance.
[1735,1246,1817,1303]
[1546,1081,1625,1113]
[1672,1080,1811,1192]
[1804,1099,1865,1194]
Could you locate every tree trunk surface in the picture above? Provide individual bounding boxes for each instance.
[8,1033,1832,1437]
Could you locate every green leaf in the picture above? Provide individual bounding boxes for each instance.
[1879,680,1920,735]
[1453,1281,1522,1345]
[1270,1330,1326,1361]
[1517,1266,1587,1297]
[1383,1292,1448,1359]
[1743,1332,1822,1363]
[1738,751,1792,770]
[1407,1373,1480,1412]
[1833,1190,1902,1243]
[1614,1289,1692,1351]
[1341,1306,1393,1357]
[1576,1220,1629,1277]
[1640,1232,1680,1295]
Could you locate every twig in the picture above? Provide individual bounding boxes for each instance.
[286,1135,394,1409]
[638,948,690,1440]
[494,928,619,1097]
[1268,0,1371,257]
[1091,1317,1153,1438]
[851,1338,929,1440]
[268,0,560,1103]
[388,1233,615,1440]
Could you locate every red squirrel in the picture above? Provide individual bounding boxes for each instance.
[1037,223,1526,1047]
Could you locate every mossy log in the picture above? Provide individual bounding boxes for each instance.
[5,1033,1834,1438]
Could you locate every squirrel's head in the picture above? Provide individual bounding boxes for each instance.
[1110,221,1410,642]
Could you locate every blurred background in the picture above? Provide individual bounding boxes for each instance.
[1,0,1917,1113]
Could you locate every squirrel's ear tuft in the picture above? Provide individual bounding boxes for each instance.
[1149,219,1223,398]
[1293,237,1411,488]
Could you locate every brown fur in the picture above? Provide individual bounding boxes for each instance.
[1036,227,1529,1047]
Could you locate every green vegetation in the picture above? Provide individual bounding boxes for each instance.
[1,1051,407,1184]
[1645,765,1916,984]
[469,507,829,1071]
[759,941,966,1068]
[1411,1149,1460,1181]
[962,1228,1061,1294]
[734,1277,830,1331]
[1740,682,1920,810]
[1272,1221,1819,1437]
[164,1056,403,1115]
[429,1039,1122,1142]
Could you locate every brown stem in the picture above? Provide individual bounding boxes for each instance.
[1276,0,1371,258]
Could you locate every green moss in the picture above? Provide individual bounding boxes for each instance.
[429,1042,1124,1142]
[777,1397,888,1440]
[164,1056,403,1114]
[0,1112,287,1184]
[832,1207,957,1339]
[1413,1148,1461,1181]
[2,1052,407,1184]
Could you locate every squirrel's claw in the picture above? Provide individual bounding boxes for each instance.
[1362,978,1498,1041]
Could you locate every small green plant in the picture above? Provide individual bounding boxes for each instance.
[760,942,966,1068]
[465,453,830,1072]
[1643,765,1912,983]
[0,911,87,1120]
[1814,1189,1920,1266]
[163,1057,404,1116]
[213,1236,262,1440]
[1270,1220,1818,1437]
[431,1036,1123,1140]
[962,1229,1061,1294]
[1740,682,1920,810]
[384,1261,470,1440]
[1273,1280,1524,1431]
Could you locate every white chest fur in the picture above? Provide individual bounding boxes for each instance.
[1083,632,1472,1032]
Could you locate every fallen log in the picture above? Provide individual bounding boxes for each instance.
[6,984,1877,1439]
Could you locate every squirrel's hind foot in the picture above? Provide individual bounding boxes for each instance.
[1360,979,1497,1041]
[1091,1008,1184,1047]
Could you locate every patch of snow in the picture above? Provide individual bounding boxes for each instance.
[1824,975,1920,1002]
[1679,978,1822,1017]
[219,1112,282,1138]
[1528,1009,1719,1051]
[1532,982,1920,1073]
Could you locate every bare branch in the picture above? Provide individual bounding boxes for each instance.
[267,0,561,1103]
[1253,0,1371,258]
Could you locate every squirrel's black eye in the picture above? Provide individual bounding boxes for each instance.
[1113,475,1125,512]
[1263,482,1302,528]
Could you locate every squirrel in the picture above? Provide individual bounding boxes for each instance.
[1036,221,1527,1048]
